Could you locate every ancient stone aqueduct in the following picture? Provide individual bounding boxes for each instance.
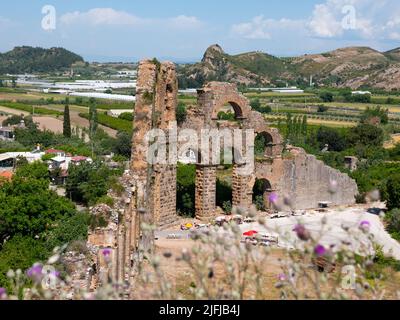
[85,60,358,288]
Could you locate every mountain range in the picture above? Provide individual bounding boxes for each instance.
[178,44,400,90]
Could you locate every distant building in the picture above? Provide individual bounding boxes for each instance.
[45,149,66,157]
[352,91,371,95]
[0,126,15,141]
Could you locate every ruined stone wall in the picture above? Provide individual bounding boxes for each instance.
[255,147,358,210]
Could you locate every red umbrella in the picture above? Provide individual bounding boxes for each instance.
[243,230,258,237]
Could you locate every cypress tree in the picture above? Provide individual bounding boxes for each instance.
[302,115,308,135]
[89,98,98,139]
[63,98,71,138]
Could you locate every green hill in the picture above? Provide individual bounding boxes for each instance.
[0,46,84,74]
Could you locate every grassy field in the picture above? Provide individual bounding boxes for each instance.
[79,112,132,132]
[311,102,400,113]
[265,114,357,128]
[0,102,63,116]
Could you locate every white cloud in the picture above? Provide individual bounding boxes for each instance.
[308,3,343,38]
[60,8,144,26]
[232,0,400,42]
[168,15,203,29]
[307,0,392,40]
[60,8,203,30]
[231,15,303,40]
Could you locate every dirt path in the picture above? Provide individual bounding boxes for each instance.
[38,104,118,138]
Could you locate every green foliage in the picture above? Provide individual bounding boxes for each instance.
[216,179,232,209]
[319,91,334,102]
[63,101,71,138]
[217,111,235,121]
[177,164,196,216]
[118,112,133,122]
[176,102,187,125]
[317,105,329,113]
[360,106,389,125]
[79,113,132,133]
[316,126,347,151]
[112,131,132,158]
[2,114,33,127]
[0,163,76,242]
[250,98,261,109]
[0,236,48,289]
[351,163,400,194]
[0,102,62,116]
[44,212,89,253]
[348,124,384,147]
[89,100,98,138]
[385,174,400,211]
[385,209,400,241]
[222,201,232,214]
[0,46,84,74]
[66,161,118,206]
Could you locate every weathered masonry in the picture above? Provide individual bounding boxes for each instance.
[86,60,359,288]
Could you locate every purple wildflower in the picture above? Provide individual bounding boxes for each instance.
[27,263,43,282]
[293,224,311,241]
[277,274,286,282]
[0,287,6,296]
[359,220,371,232]
[102,248,112,257]
[269,193,279,204]
[50,270,60,278]
[314,245,327,257]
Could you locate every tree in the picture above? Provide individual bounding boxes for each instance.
[176,102,187,125]
[89,99,98,139]
[316,127,347,151]
[66,161,113,206]
[112,131,132,158]
[319,91,334,102]
[348,124,384,147]
[63,98,71,138]
[0,79,3,87]
[0,236,48,289]
[360,106,389,125]
[317,105,329,113]
[301,115,308,135]
[250,99,261,110]
[0,163,76,242]
[385,175,400,211]
[11,78,17,88]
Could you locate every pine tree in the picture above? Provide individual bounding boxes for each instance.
[63,98,71,138]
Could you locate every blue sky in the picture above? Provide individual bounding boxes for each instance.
[1,0,400,62]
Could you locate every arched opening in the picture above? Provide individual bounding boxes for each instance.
[254,131,274,158]
[253,178,273,211]
[213,101,244,121]
[177,163,196,217]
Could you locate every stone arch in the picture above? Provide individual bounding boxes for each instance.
[197,82,251,123]
[252,178,274,210]
[254,129,283,158]
[212,100,244,120]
